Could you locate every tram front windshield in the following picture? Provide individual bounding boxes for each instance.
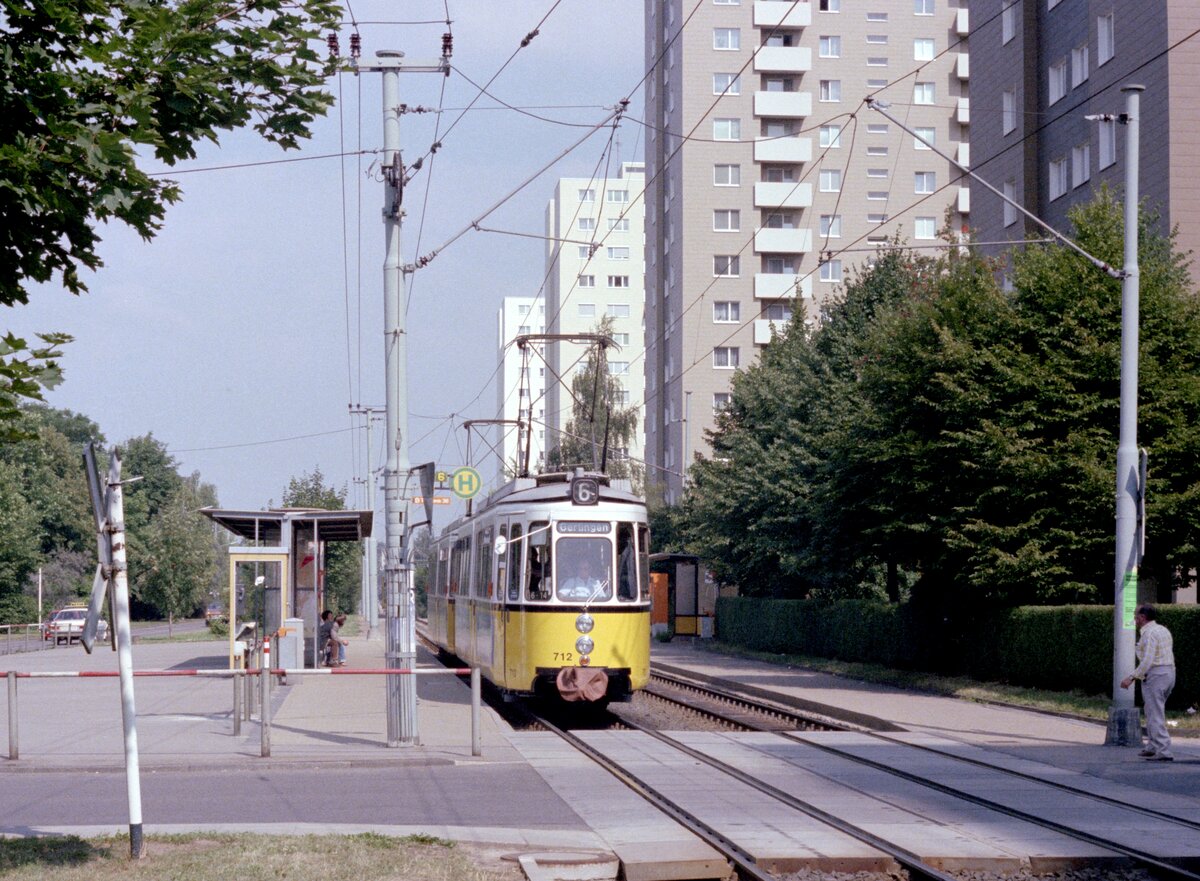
[555,536,613,602]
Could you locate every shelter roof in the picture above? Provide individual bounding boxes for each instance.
[199,507,373,543]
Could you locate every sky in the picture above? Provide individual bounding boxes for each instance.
[7,1,646,522]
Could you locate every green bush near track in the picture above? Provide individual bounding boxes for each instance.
[716,598,1200,708]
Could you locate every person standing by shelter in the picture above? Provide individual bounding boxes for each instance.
[329,613,349,666]
[1120,604,1176,761]
[317,610,334,666]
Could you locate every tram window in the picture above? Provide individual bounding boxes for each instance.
[526,521,551,601]
[477,528,493,597]
[637,524,650,600]
[508,524,523,601]
[461,535,473,596]
[430,551,442,598]
[556,536,613,602]
[440,547,451,596]
[617,523,637,601]
[496,525,508,602]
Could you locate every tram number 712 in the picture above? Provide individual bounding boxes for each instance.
[553,652,575,662]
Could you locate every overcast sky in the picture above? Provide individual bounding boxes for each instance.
[8,1,644,521]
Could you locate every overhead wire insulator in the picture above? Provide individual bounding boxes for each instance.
[349,32,361,60]
[441,32,453,59]
[326,31,340,59]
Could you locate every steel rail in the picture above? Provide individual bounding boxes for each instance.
[653,669,1200,834]
[652,668,1200,880]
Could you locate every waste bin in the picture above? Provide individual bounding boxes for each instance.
[277,617,304,671]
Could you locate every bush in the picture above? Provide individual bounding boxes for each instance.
[716,598,1200,708]
[207,618,229,637]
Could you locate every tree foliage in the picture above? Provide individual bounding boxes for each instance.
[0,0,339,422]
[546,317,644,489]
[281,467,361,615]
[673,192,1200,608]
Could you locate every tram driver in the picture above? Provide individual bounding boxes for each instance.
[559,556,609,602]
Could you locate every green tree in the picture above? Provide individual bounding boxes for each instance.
[281,468,361,615]
[135,475,218,634]
[0,460,41,623]
[1,0,339,420]
[546,318,644,489]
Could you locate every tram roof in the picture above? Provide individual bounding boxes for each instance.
[438,473,644,537]
[200,507,373,542]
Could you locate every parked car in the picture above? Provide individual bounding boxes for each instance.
[44,607,108,645]
[204,602,226,623]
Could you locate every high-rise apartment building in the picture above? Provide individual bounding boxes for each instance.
[971,1,1200,265]
[544,162,648,469]
[495,296,545,484]
[644,0,970,502]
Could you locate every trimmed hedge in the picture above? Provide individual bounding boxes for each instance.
[715,598,1199,708]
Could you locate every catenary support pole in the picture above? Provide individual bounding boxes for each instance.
[1107,85,1144,746]
[261,645,272,758]
[233,671,242,736]
[471,667,481,757]
[107,452,145,858]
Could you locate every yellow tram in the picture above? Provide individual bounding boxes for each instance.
[426,470,650,703]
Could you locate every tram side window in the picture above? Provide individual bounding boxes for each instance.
[430,550,442,598]
[617,523,637,601]
[439,547,451,596]
[477,528,493,597]
[496,525,507,601]
[637,524,650,601]
[507,524,523,601]
[526,521,552,601]
[448,539,461,596]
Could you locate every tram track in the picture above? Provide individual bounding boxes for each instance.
[648,667,1200,881]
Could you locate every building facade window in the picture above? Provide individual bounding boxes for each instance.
[914,126,935,149]
[1049,58,1068,104]
[578,188,595,202]
[713,209,740,231]
[610,361,630,375]
[607,304,631,318]
[820,259,843,282]
[714,255,740,276]
[820,214,842,237]
[819,124,842,148]
[819,35,841,57]
[819,169,842,192]
[608,218,630,231]
[914,216,936,239]
[867,168,889,179]
[1072,45,1089,87]
[713,118,741,140]
[713,73,741,95]
[713,28,740,50]
[1049,157,1069,200]
[819,0,839,10]
[578,217,595,232]
[714,163,741,186]
[713,392,731,413]
[1003,181,1017,227]
[607,247,630,259]
[868,212,887,224]
[1099,119,1117,168]
[577,245,590,258]
[866,145,888,156]
[607,275,630,288]
[713,301,740,322]
[914,0,934,14]
[867,11,888,21]
[607,189,629,203]
[913,38,934,60]
[820,79,841,102]
[913,82,935,104]
[867,123,888,135]
[1002,90,1016,135]
[1002,3,1016,43]
[1072,143,1091,188]
[1098,13,1114,64]
[915,171,936,193]
[867,34,888,44]
[713,347,740,368]
[579,275,595,287]
[578,303,596,317]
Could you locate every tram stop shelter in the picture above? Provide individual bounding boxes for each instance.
[200,507,373,669]
[649,553,716,639]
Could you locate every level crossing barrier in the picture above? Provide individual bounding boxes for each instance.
[4,665,482,761]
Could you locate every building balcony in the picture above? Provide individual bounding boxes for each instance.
[754,273,813,300]
[754,181,813,208]
[754,136,812,164]
[956,7,969,35]
[754,228,813,254]
[956,52,969,80]
[753,46,813,75]
[957,97,970,125]
[958,186,970,214]
[957,141,970,168]
[753,0,812,28]
[754,90,812,118]
[754,319,790,345]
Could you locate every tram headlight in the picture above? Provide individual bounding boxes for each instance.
[579,655,591,666]
[575,636,594,655]
[575,613,594,634]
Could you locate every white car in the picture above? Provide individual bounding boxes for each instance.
[45,608,108,645]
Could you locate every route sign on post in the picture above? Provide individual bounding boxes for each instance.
[451,466,482,500]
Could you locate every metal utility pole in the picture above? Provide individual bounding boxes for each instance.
[361,48,447,746]
[1106,85,1144,746]
[350,404,384,631]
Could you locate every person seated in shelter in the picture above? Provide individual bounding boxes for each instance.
[328,613,349,666]
[318,610,334,665]
[558,557,610,602]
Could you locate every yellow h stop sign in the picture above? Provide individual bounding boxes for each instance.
[451,466,482,499]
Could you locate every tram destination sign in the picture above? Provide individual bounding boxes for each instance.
[557,521,611,534]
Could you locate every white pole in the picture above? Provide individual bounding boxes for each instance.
[107,451,145,857]
[1107,85,1144,746]
[37,569,42,628]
